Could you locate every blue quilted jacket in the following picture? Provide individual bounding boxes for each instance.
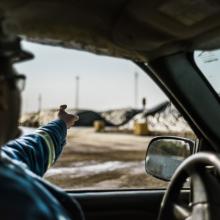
[0,120,82,220]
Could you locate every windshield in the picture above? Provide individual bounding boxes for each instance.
[15,41,195,190]
[194,50,220,94]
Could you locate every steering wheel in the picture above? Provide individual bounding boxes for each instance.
[158,152,220,220]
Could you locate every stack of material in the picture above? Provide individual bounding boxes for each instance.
[146,104,192,135]
[20,108,142,127]
[20,109,105,127]
[120,102,193,137]
[20,102,194,138]
[101,108,141,126]
[20,109,57,127]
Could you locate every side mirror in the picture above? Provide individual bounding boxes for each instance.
[145,137,194,181]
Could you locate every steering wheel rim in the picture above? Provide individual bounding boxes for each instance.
[158,152,220,220]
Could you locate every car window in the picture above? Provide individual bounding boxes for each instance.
[16,41,195,190]
[194,50,220,94]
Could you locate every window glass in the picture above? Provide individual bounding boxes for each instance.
[16,41,195,190]
[195,50,220,94]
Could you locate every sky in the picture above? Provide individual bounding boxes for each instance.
[15,41,168,113]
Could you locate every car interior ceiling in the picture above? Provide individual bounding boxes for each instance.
[2,1,220,220]
[1,0,220,61]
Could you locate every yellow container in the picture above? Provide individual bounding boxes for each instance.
[94,120,105,132]
[133,122,149,136]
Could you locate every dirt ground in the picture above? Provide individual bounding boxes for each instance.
[44,127,167,190]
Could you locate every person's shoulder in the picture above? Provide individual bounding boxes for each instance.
[0,160,52,219]
[0,159,38,201]
[0,158,71,220]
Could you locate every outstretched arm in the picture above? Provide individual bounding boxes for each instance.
[1,105,78,176]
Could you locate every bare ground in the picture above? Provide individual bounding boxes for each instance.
[44,127,167,190]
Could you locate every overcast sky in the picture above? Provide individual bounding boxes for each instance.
[15,41,168,113]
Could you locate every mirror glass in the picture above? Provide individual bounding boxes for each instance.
[145,138,192,181]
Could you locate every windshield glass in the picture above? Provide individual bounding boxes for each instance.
[15,41,195,190]
[194,50,220,94]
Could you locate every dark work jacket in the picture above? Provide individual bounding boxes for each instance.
[0,120,83,220]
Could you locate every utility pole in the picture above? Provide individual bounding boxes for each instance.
[134,71,139,108]
[142,97,147,110]
[75,76,80,110]
[38,93,42,113]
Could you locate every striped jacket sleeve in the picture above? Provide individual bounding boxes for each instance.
[1,119,67,176]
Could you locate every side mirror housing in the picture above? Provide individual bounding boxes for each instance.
[145,137,194,181]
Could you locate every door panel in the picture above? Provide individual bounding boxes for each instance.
[68,190,165,220]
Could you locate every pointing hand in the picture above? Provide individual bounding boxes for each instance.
[58,105,79,129]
